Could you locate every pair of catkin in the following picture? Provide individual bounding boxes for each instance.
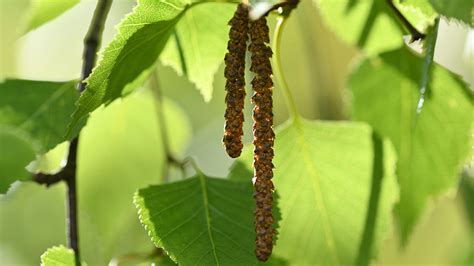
[223,3,275,262]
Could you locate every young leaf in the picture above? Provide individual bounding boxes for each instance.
[134,175,258,265]
[429,0,472,25]
[24,0,80,34]
[40,246,83,266]
[161,3,234,101]
[0,79,78,194]
[230,119,398,265]
[68,0,235,137]
[349,47,473,243]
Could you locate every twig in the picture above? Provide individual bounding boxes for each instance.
[33,0,113,263]
[79,0,113,92]
[386,0,425,41]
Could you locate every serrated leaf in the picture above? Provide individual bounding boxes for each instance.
[429,0,472,25]
[40,246,84,266]
[399,0,436,17]
[230,119,398,265]
[0,79,78,194]
[68,0,232,136]
[349,47,473,243]
[134,175,259,265]
[24,0,80,34]
[161,3,234,101]
[397,0,437,30]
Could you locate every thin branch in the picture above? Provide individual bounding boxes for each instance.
[386,0,426,41]
[33,0,113,264]
[64,139,79,263]
[79,0,113,92]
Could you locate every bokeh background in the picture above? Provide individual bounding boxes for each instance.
[0,0,473,265]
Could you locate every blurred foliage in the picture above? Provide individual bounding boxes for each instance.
[349,47,473,243]
[24,0,80,34]
[0,0,472,265]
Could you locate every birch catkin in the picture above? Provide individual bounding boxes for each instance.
[223,3,249,158]
[249,15,275,262]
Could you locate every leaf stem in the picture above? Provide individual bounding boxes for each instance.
[272,15,300,122]
[149,72,175,182]
[416,17,439,115]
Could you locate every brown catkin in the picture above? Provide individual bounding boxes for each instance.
[223,3,249,158]
[249,15,275,262]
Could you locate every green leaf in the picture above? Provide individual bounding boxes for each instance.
[40,246,83,266]
[312,0,438,54]
[0,79,78,193]
[397,0,437,30]
[134,174,258,265]
[349,47,473,243]
[69,0,231,136]
[161,3,234,101]
[230,119,398,265]
[24,0,80,34]
[313,0,405,54]
[399,0,436,17]
[429,0,472,25]
[0,129,36,193]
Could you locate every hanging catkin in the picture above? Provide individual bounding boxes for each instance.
[249,15,275,262]
[223,3,249,158]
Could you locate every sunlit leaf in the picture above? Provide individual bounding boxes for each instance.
[68,0,237,136]
[349,47,473,243]
[161,3,234,101]
[134,174,258,265]
[40,246,83,266]
[230,119,398,265]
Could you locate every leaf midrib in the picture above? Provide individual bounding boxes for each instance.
[293,120,341,265]
[198,173,220,265]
